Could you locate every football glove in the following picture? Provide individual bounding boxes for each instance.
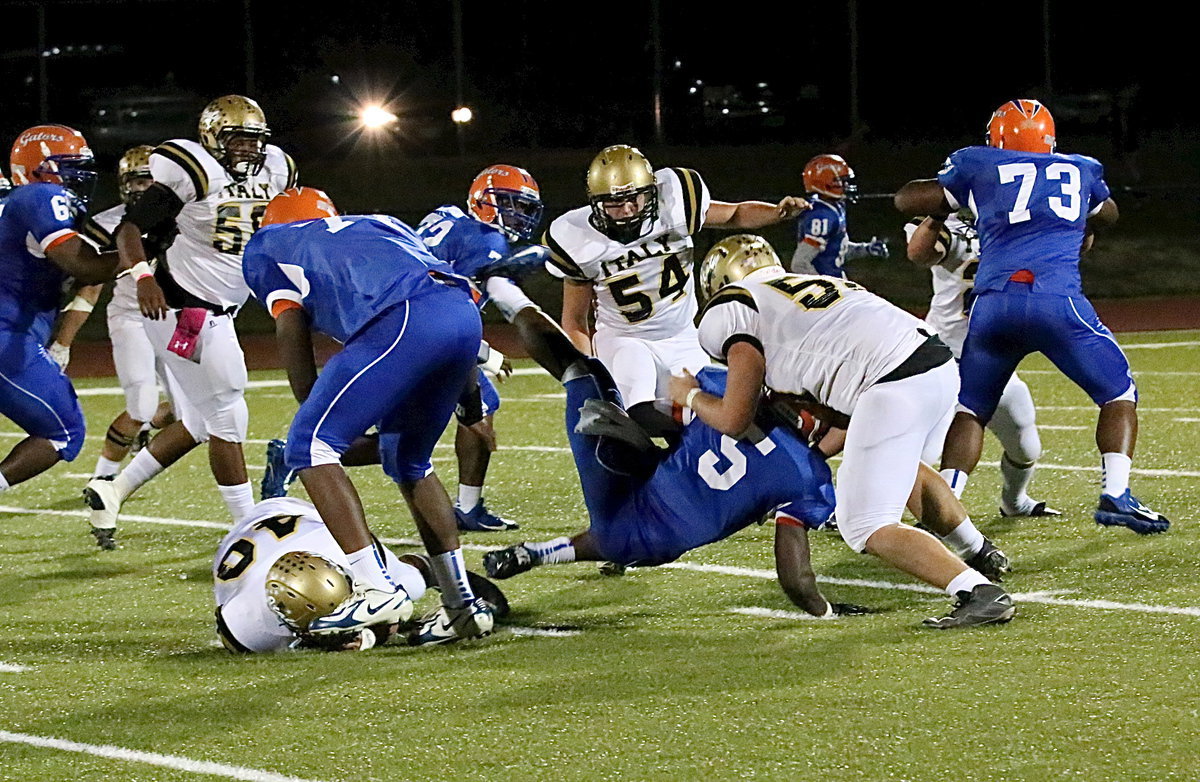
[47,342,70,370]
[865,237,889,259]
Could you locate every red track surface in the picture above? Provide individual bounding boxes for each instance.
[62,296,1200,379]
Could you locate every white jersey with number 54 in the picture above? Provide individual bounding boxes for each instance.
[695,268,931,416]
[150,138,296,308]
[544,167,710,341]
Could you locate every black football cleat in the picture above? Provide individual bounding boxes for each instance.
[965,537,1011,583]
[483,545,535,580]
[923,584,1015,629]
[90,527,117,551]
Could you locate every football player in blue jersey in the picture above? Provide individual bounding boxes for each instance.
[0,126,119,507]
[790,154,888,277]
[413,164,546,533]
[241,187,496,646]
[481,302,1010,618]
[896,99,1168,534]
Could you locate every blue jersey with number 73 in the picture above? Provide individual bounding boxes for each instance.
[938,146,1110,296]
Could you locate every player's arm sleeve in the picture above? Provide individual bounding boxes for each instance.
[541,225,590,281]
[121,183,184,235]
[696,288,761,363]
[283,152,299,190]
[242,247,305,317]
[670,168,710,235]
[149,144,203,203]
[936,153,970,211]
[14,187,80,253]
[1086,159,1113,216]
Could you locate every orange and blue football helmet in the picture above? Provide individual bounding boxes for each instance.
[802,154,857,202]
[9,124,97,203]
[987,99,1055,153]
[468,164,543,242]
[260,186,339,227]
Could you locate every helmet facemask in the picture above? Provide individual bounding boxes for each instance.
[215,129,268,179]
[478,187,544,241]
[42,155,98,206]
[588,184,659,245]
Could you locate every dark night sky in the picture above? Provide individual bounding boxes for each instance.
[1,1,1194,158]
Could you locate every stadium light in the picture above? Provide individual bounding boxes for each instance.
[451,106,474,124]
[360,104,398,129]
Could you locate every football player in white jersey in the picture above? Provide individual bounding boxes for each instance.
[545,145,807,433]
[214,497,509,653]
[904,212,1059,518]
[672,235,1016,629]
[84,96,298,545]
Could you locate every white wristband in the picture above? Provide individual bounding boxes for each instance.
[684,387,701,409]
[63,295,94,314]
[130,261,153,280]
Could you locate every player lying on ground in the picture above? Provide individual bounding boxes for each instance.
[241,187,496,646]
[214,497,509,653]
[894,99,1168,534]
[672,234,1017,628]
[480,305,1009,619]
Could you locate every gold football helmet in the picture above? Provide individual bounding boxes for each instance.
[586,144,657,244]
[697,234,782,300]
[117,145,154,205]
[265,551,353,633]
[198,95,270,177]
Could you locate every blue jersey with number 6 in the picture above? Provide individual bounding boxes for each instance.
[0,182,82,340]
[938,146,1109,296]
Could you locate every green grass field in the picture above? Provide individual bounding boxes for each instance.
[1,332,1197,782]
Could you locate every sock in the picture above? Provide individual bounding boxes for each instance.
[525,537,576,565]
[941,518,985,559]
[1101,452,1132,497]
[1000,453,1035,511]
[456,484,483,513]
[431,549,475,609]
[93,456,122,478]
[946,567,990,597]
[348,544,397,592]
[940,468,969,499]
[115,449,164,499]
[217,482,255,523]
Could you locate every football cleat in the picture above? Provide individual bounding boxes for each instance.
[965,537,1011,583]
[999,499,1062,518]
[82,476,122,533]
[1094,490,1170,535]
[483,545,535,580]
[260,438,297,501]
[307,585,413,636]
[90,527,118,551]
[923,584,1015,629]
[455,502,518,532]
[574,398,656,452]
[408,598,494,647]
[598,561,627,576]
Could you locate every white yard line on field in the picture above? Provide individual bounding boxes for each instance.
[0,663,29,673]
[1036,425,1089,431]
[0,730,326,782]
[1120,341,1200,350]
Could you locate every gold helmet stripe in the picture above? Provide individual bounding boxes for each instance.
[214,607,252,653]
[153,141,209,201]
[670,167,702,236]
[540,228,587,281]
[80,216,114,251]
[284,152,298,189]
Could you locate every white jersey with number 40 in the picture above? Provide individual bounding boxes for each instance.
[150,138,296,308]
[544,167,711,341]
[696,268,931,417]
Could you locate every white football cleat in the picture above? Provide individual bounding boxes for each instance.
[82,477,123,533]
[307,586,413,635]
[408,598,494,647]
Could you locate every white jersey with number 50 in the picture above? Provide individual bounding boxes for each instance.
[544,167,710,341]
[150,138,296,308]
[695,268,931,416]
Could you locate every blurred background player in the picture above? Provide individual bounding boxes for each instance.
[904,210,1057,518]
[674,234,1015,628]
[84,95,298,547]
[214,496,509,653]
[81,145,178,484]
[546,144,808,437]
[482,305,1009,614]
[895,99,1168,534]
[411,164,544,531]
[790,154,888,277]
[0,125,119,505]
[242,187,494,645]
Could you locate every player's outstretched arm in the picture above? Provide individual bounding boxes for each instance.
[905,217,950,268]
[894,179,951,218]
[774,521,828,616]
[44,236,120,285]
[705,197,808,230]
[561,279,595,355]
[669,341,764,436]
[275,307,317,403]
[1082,198,1119,253]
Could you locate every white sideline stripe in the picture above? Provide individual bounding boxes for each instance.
[75,379,291,397]
[0,663,29,672]
[1023,369,1200,376]
[0,730,325,782]
[664,562,1200,617]
[977,459,1200,478]
[1174,418,1200,423]
[732,606,825,621]
[1037,425,1088,431]
[1121,341,1200,350]
[508,626,581,638]
[1038,406,1185,412]
[0,504,1195,618]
